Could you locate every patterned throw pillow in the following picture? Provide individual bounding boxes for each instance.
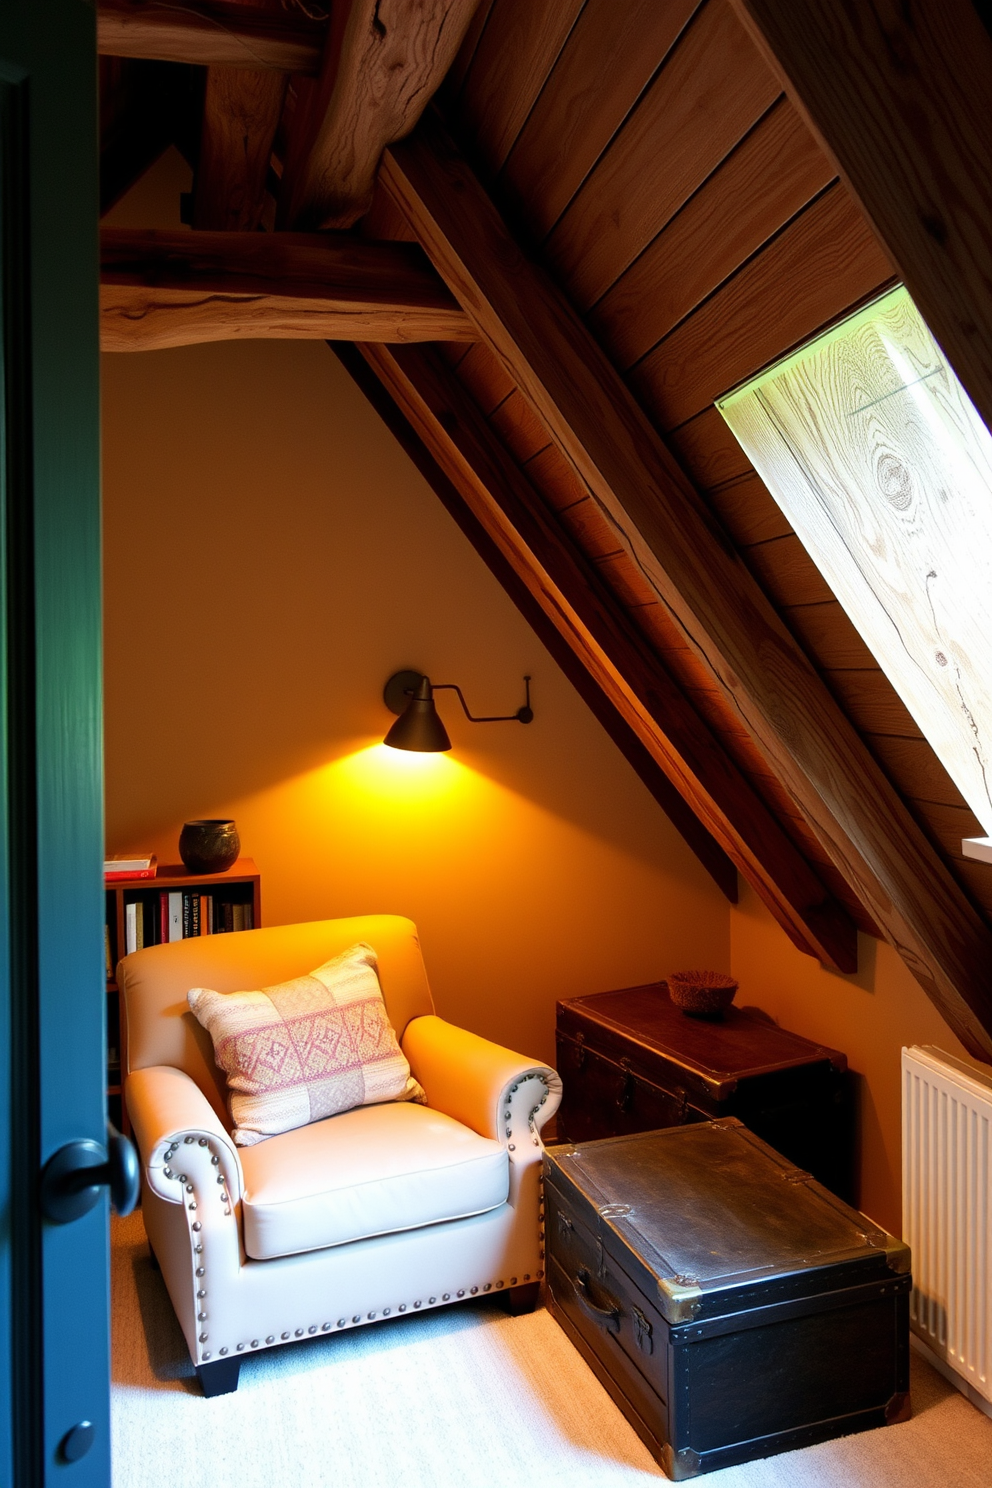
[187,942,423,1145]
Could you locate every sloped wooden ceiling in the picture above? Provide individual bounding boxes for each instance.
[97,0,992,1059]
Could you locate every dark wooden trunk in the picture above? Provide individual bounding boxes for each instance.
[544,1120,911,1479]
[556,983,854,1200]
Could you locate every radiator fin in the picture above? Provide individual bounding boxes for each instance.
[902,1046,992,1404]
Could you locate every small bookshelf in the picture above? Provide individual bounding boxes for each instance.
[106,858,261,1131]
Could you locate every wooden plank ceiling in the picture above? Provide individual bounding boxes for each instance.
[97,0,992,1059]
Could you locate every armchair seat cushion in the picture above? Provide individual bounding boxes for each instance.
[239,1099,509,1261]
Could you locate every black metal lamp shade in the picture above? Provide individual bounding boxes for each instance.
[383,673,452,752]
[382,669,533,752]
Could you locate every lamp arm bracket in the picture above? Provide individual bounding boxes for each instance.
[434,676,533,724]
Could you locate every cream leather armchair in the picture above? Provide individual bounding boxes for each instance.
[120,915,562,1396]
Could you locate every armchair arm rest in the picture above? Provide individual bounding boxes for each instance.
[402,1015,561,1143]
[126,1065,243,1205]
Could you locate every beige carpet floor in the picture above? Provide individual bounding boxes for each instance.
[111,1210,992,1488]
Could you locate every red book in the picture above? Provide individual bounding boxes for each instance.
[105,854,157,882]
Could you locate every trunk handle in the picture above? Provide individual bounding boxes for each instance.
[576,1267,622,1334]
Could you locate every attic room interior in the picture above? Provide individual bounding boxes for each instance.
[3,1,992,1485]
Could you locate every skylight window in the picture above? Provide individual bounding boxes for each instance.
[718,286,992,854]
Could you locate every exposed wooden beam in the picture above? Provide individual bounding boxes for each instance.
[358,342,868,961]
[729,0,992,440]
[99,227,474,350]
[192,67,287,231]
[279,0,481,230]
[332,340,739,904]
[98,0,323,73]
[380,114,992,1059]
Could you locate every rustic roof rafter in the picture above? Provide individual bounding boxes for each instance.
[378,112,992,1059]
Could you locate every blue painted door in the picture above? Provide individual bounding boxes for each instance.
[0,4,110,1484]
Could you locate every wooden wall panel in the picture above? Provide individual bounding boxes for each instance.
[868,736,965,810]
[489,389,550,465]
[499,0,701,241]
[668,407,754,489]
[521,442,588,513]
[592,97,833,367]
[704,472,791,546]
[442,0,497,102]
[631,182,894,428]
[453,0,584,176]
[451,341,515,415]
[441,0,992,951]
[543,0,780,309]
[743,535,834,608]
[781,602,877,671]
[822,671,919,738]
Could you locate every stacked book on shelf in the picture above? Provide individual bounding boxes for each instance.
[105,853,157,881]
[124,890,254,955]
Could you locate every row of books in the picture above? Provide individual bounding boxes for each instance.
[118,890,255,960]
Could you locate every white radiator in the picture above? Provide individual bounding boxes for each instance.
[902,1045,992,1415]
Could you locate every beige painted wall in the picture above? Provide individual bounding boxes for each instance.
[730,881,985,1236]
[101,334,729,1065]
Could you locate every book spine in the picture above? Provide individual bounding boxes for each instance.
[135,900,144,951]
[168,891,183,943]
[202,893,212,935]
[244,902,253,931]
[232,902,244,932]
[104,867,157,882]
[160,891,168,944]
[105,924,112,981]
[125,901,137,956]
[191,893,200,937]
[182,892,190,939]
[222,901,233,934]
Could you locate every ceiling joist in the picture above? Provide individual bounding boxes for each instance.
[99,227,474,350]
[379,113,992,1060]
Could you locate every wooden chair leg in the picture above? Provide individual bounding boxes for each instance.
[196,1357,241,1397]
[504,1281,541,1315]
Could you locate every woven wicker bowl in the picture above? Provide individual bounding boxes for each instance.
[667,969,739,1018]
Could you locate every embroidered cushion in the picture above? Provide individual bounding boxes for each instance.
[187,942,423,1145]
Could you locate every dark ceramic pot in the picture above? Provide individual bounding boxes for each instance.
[179,819,240,875]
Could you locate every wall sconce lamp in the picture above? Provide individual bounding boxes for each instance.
[382,670,533,752]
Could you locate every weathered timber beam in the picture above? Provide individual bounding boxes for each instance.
[357,342,868,960]
[279,0,481,230]
[730,0,992,441]
[99,227,474,350]
[98,0,323,73]
[332,340,739,903]
[192,67,287,231]
[381,115,992,1059]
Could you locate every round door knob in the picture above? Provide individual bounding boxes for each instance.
[40,1123,139,1224]
[60,1421,95,1463]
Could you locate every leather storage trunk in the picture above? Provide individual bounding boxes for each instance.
[556,984,853,1199]
[545,1121,910,1480]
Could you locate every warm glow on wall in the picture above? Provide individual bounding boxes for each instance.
[331,742,468,810]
